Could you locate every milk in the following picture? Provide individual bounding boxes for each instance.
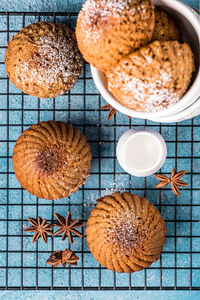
[117,129,167,177]
[125,133,161,170]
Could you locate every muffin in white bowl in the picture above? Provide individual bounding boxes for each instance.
[91,0,200,122]
[106,40,194,113]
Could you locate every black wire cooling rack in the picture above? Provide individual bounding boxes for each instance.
[0,12,199,290]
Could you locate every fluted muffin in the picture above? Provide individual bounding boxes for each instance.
[5,22,83,98]
[86,192,166,273]
[152,8,180,42]
[12,121,92,200]
[76,0,155,73]
[107,40,195,112]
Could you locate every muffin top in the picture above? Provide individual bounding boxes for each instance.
[86,192,166,273]
[107,40,195,112]
[152,8,181,42]
[76,0,155,72]
[5,22,83,98]
[12,121,92,200]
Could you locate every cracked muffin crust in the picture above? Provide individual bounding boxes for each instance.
[107,40,195,112]
[76,0,155,73]
[152,8,181,42]
[5,22,83,98]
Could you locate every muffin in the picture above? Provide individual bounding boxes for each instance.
[76,0,155,73]
[5,22,83,98]
[12,121,92,200]
[86,192,166,273]
[152,8,181,42]
[107,40,195,112]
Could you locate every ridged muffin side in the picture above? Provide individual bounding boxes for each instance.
[86,192,166,273]
[12,121,92,200]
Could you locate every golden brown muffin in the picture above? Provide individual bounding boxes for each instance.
[86,192,166,273]
[107,40,195,112]
[152,8,181,42]
[5,22,83,98]
[12,121,92,200]
[76,0,155,73]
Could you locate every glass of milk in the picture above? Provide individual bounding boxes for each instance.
[117,128,167,177]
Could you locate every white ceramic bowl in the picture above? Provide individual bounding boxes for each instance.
[91,0,200,122]
[149,96,200,123]
[117,128,167,177]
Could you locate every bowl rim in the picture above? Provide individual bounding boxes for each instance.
[148,96,200,123]
[90,0,200,120]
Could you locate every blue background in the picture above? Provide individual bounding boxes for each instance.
[0,0,198,12]
[0,0,199,299]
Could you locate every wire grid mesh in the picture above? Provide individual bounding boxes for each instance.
[0,12,199,290]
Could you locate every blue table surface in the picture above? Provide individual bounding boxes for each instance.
[0,0,199,299]
[0,0,199,12]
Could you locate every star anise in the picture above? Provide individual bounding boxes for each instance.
[46,249,79,267]
[100,103,131,120]
[24,217,53,243]
[53,210,85,244]
[154,168,188,196]
[101,103,117,120]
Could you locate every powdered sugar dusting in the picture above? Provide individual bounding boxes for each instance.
[15,23,83,94]
[35,143,67,175]
[105,209,144,255]
[82,0,136,25]
[124,78,180,112]
[108,62,180,112]
[80,0,147,42]
[107,40,193,112]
